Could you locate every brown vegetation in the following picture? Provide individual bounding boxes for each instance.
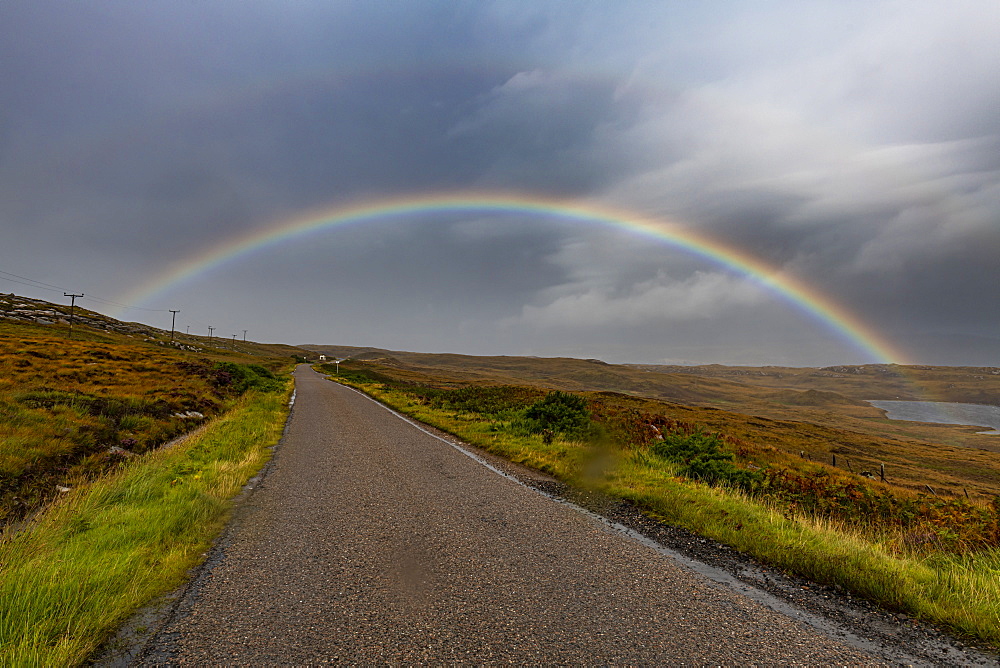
[0,299,304,527]
[303,346,1000,501]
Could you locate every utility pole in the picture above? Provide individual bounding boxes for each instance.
[64,293,83,339]
[168,310,180,342]
[231,334,237,350]
[208,326,215,343]
[186,325,190,335]
[242,329,247,342]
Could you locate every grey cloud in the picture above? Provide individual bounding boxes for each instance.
[2,1,999,366]
[445,69,636,193]
[510,271,767,329]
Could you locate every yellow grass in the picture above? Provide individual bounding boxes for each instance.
[0,387,291,667]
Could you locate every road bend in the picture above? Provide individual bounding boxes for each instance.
[137,366,871,664]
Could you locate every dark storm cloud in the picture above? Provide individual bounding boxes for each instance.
[591,1,1000,363]
[446,70,633,192]
[0,1,627,248]
[1,1,998,365]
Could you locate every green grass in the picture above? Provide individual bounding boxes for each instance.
[0,322,293,525]
[602,458,1000,645]
[327,370,1000,649]
[0,386,291,667]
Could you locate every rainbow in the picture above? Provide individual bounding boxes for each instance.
[117,191,908,364]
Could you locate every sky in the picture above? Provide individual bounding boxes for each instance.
[1,0,998,367]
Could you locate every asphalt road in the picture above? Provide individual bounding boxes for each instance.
[136,366,873,664]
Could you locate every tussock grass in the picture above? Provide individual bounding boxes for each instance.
[0,387,290,667]
[332,371,1000,649]
[0,322,294,525]
[603,458,1000,643]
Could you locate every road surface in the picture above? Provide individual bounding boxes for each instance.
[136,366,872,664]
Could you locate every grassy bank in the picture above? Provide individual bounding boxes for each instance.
[322,366,1000,649]
[0,319,293,526]
[0,385,291,667]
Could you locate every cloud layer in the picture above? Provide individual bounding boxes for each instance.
[1,1,998,365]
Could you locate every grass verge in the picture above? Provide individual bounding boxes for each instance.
[0,386,291,667]
[327,370,1000,650]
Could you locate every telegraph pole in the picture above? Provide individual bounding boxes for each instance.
[64,293,83,339]
[242,329,247,342]
[231,334,237,350]
[168,310,180,342]
[208,326,215,343]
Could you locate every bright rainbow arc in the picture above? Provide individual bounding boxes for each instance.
[116,192,908,365]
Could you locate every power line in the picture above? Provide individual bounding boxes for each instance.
[0,273,64,294]
[0,268,172,313]
[83,295,171,312]
[0,270,67,291]
[2,269,252,343]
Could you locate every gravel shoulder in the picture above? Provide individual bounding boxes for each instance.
[106,367,997,665]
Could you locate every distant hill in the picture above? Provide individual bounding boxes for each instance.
[304,344,997,406]
[1,293,168,338]
[303,343,1000,460]
[302,344,794,405]
[1,293,311,360]
[627,362,1000,405]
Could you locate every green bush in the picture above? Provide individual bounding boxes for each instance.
[521,391,592,438]
[211,362,284,394]
[405,385,544,419]
[315,363,402,386]
[652,430,760,490]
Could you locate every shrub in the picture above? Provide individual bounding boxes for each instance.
[211,362,284,394]
[652,429,761,491]
[522,391,592,438]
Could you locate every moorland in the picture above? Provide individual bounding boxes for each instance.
[1,293,998,662]
[0,294,301,664]
[305,344,1000,649]
[302,344,1000,499]
[0,293,304,527]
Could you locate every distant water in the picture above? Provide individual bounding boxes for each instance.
[868,400,1000,435]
